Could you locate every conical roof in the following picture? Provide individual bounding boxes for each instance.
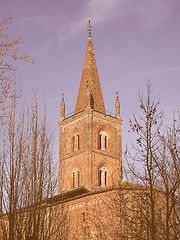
[75,35,105,114]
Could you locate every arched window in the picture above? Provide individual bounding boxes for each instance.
[72,136,75,152]
[72,172,75,188]
[82,212,85,223]
[77,170,80,186]
[72,168,80,188]
[105,136,107,149]
[72,134,80,152]
[77,135,80,150]
[98,131,108,150]
[99,167,108,186]
[99,170,102,186]
[99,134,102,149]
[105,171,107,186]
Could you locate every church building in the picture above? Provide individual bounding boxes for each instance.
[56,22,127,238]
[54,23,169,240]
[59,23,122,195]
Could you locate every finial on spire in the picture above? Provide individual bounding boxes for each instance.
[87,19,92,38]
[62,93,64,99]
[116,92,118,98]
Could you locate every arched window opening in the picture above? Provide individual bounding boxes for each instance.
[105,136,107,149]
[72,172,75,188]
[72,169,80,188]
[99,134,102,150]
[72,134,80,152]
[77,170,80,186]
[72,136,75,152]
[99,167,108,187]
[98,131,108,150]
[77,135,80,150]
[99,170,102,186]
[105,171,107,186]
[82,213,85,223]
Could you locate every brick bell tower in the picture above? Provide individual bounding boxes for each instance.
[59,21,122,194]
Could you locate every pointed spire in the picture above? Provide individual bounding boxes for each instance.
[75,21,105,114]
[61,93,65,121]
[115,92,120,119]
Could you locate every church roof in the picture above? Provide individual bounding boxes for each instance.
[75,34,106,114]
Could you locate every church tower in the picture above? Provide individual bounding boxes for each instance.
[59,22,122,194]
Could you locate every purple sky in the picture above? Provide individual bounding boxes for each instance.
[1,0,180,161]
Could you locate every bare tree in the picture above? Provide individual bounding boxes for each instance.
[124,82,179,240]
[125,82,163,239]
[0,89,69,240]
[22,92,69,240]
[0,85,25,239]
[0,14,33,118]
[156,109,180,239]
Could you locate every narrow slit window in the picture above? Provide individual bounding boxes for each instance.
[105,171,107,186]
[99,170,102,186]
[99,167,108,187]
[72,136,75,152]
[105,136,107,149]
[99,134,102,149]
[82,213,85,223]
[77,135,80,150]
[77,171,80,186]
[73,172,75,188]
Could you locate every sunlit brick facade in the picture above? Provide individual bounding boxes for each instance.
[59,33,122,194]
[55,30,172,240]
